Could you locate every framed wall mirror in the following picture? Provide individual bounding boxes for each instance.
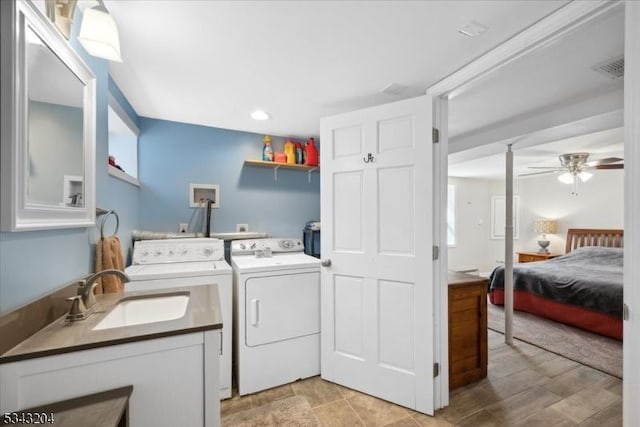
[1,0,96,231]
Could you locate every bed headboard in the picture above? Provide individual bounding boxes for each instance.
[565,228,624,253]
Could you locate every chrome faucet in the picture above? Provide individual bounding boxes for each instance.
[66,269,130,322]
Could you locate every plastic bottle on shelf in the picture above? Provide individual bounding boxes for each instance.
[284,139,296,164]
[295,142,303,164]
[304,137,319,166]
[262,135,273,161]
[274,152,287,163]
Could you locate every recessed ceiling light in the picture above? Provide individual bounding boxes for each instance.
[250,110,270,121]
[459,21,489,38]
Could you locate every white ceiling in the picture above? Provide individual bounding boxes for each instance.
[447,5,624,179]
[105,0,569,138]
[27,39,83,108]
[448,127,624,180]
[449,6,624,138]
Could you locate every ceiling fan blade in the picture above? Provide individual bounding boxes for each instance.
[585,157,624,166]
[519,170,557,177]
[594,164,624,170]
[526,166,562,170]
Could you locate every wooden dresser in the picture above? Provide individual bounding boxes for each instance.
[448,272,488,390]
[517,251,561,263]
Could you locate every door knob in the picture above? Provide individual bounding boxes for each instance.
[321,259,332,267]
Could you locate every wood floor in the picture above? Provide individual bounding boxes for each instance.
[222,330,622,426]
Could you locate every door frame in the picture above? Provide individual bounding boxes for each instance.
[426,1,637,416]
[623,2,640,426]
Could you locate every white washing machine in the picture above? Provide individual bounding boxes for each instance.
[125,238,233,399]
[232,238,321,395]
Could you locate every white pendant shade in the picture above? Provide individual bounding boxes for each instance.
[558,172,574,184]
[78,6,122,62]
[578,171,593,182]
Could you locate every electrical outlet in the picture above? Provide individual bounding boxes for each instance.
[236,224,249,232]
[179,223,188,233]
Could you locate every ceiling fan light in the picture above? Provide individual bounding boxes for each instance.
[558,172,574,184]
[578,171,593,182]
[78,6,122,62]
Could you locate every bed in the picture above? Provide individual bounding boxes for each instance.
[488,228,624,340]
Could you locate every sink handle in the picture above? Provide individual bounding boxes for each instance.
[250,299,260,326]
[77,279,99,308]
[65,295,88,321]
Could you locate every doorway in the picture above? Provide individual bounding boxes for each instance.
[429,2,637,425]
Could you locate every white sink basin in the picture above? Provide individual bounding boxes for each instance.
[93,293,189,331]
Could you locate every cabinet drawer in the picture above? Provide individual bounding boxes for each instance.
[519,254,543,263]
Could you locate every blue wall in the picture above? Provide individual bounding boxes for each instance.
[0,4,320,315]
[0,7,140,314]
[138,118,320,238]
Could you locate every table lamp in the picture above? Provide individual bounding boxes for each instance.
[533,219,557,254]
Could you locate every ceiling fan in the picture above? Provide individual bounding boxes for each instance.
[520,152,624,195]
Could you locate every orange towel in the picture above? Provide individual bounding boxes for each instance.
[94,235,125,294]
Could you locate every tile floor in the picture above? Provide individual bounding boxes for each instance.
[222,330,622,426]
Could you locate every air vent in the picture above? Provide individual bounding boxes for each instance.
[591,56,624,79]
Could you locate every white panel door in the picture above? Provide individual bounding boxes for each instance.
[320,95,433,414]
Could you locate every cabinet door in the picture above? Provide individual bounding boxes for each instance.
[448,283,487,389]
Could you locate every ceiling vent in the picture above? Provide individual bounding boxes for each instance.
[591,55,624,80]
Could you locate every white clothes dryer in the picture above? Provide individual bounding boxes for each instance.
[125,238,233,399]
[231,238,321,395]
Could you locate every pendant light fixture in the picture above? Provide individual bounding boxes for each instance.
[78,0,122,62]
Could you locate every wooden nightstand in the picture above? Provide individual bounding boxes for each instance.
[517,252,561,263]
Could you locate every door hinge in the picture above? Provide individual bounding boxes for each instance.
[432,128,440,144]
[623,303,630,321]
[433,362,439,378]
[432,245,439,261]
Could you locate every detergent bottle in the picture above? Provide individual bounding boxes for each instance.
[262,135,273,161]
[295,142,303,164]
[284,139,296,164]
[304,137,319,166]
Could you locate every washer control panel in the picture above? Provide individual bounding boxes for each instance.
[132,238,224,264]
[231,238,303,256]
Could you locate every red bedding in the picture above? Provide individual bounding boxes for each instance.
[489,288,622,340]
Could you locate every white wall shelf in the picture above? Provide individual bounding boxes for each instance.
[108,165,140,187]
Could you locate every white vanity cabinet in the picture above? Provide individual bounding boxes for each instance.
[0,331,220,427]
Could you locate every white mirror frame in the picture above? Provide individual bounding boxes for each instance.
[0,0,96,231]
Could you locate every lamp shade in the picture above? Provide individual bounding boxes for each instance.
[78,6,122,62]
[558,172,574,184]
[533,219,557,234]
[578,171,593,182]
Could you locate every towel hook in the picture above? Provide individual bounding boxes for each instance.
[96,209,119,240]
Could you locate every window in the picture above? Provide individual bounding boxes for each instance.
[447,184,456,246]
[108,95,139,185]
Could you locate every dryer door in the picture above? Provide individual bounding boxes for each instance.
[245,271,320,347]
